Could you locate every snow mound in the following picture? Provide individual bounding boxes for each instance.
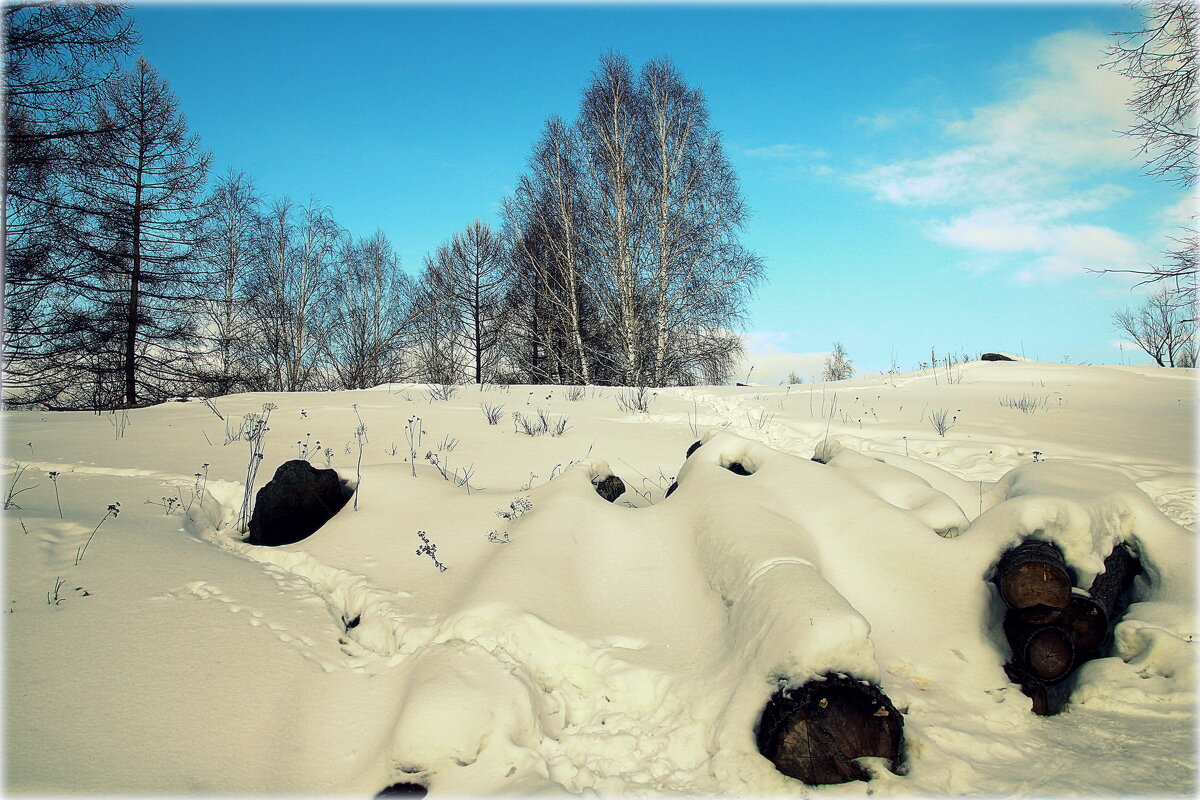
[4,364,1194,795]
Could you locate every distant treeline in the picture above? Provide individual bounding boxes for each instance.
[4,3,763,409]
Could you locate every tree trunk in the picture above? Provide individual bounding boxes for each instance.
[125,184,143,406]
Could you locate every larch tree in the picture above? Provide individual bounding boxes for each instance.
[68,56,212,407]
[3,1,138,404]
[418,220,510,384]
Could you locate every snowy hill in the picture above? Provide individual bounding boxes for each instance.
[3,360,1195,795]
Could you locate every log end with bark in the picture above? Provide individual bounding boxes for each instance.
[994,540,1073,612]
[757,674,904,785]
[593,474,626,503]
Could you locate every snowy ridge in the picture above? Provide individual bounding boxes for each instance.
[3,362,1195,794]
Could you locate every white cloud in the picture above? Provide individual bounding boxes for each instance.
[858,30,1135,208]
[927,186,1143,281]
[734,331,829,385]
[853,29,1167,284]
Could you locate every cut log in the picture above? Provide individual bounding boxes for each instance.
[994,540,1072,611]
[1058,595,1108,657]
[1023,678,1073,717]
[1087,542,1141,619]
[593,475,626,503]
[375,782,427,798]
[1004,612,1075,682]
[756,674,904,785]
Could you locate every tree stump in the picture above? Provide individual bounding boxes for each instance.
[757,674,904,785]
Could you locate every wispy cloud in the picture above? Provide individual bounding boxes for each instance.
[860,31,1134,207]
[744,143,833,176]
[855,29,1152,282]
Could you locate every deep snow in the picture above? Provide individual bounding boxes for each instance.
[3,360,1195,795]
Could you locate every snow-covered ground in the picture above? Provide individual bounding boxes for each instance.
[3,360,1195,796]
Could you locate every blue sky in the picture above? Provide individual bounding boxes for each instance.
[129,1,1188,380]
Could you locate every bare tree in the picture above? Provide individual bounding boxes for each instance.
[414,220,510,384]
[1113,287,1196,366]
[821,342,854,381]
[578,52,648,385]
[1101,2,1197,315]
[67,57,212,406]
[1106,1,1197,187]
[638,57,762,386]
[505,117,595,384]
[326,230,414,389]
[244,198,341,391]
[411,254,465,385]
[503,53,761,387]
[194,169,261,395]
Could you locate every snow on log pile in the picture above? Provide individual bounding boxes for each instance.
[2,362,1195,795]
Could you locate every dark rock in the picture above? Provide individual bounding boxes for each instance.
[685,440,703,459]
[725,461,752,476]
[757,674,904,785]
[665,481,678,498]
[981,353,1015,361]
[594,475,625,503]
[245,460,353,546]
[375,782,427,798]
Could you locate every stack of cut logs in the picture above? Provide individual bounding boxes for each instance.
[993,539,1141,715]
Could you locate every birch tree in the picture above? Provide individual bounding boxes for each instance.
[327,231,415,388]
[578,52,648,385]
[505,117,595,383]
[245,197,341,391]
[638,58,762,386]
[195,169,261,395]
